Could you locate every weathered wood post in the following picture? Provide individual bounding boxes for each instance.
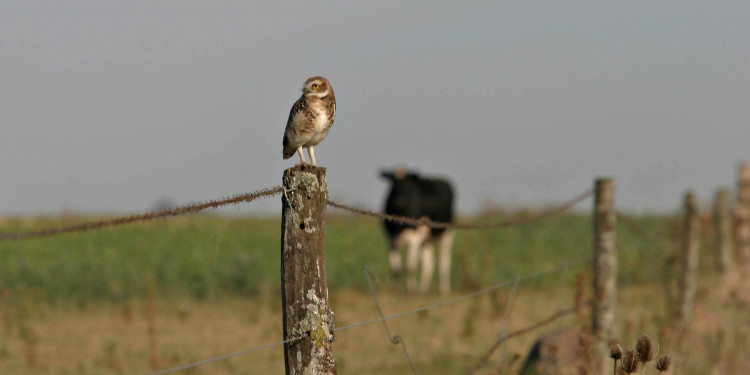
[281,166,336,375]
[592,178,616,374]
[676,191,699,323]
[713,189,731,275]
[736,163,750,265]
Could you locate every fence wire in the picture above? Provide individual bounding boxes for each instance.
[466,300,593,375]
[364,266,419,375]
[0,186,283,241]
[0,179,596,373]
[145,256,591,375]
[327,188,593,230]
[1,185,591,241]
[616,212,666,248]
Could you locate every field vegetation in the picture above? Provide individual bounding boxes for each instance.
[0,210,747,374]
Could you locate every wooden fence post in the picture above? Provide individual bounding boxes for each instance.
[713,189,731,275]
[281,166,337,375]
[592,178,616,373]
[676,192,699,324]
[737,163,750,264]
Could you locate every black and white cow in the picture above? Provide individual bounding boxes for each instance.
[381,168,455,294]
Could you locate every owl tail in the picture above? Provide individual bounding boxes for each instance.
[282,135,296,159]
[283,148,296,159]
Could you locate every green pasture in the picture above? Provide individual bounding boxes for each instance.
[0,212,682,305]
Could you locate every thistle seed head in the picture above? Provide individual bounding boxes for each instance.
[621,349,639,374]
[636,334,654,363]
[655,354,671,373]
[609,343,623,360]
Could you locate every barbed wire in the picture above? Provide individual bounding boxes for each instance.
[364,266,419,375]
[143,333,302,375]
[335,255,591,332]
[1,186,589,241]
[616,213,670,249]
[0,186,283,241]
[327,188,593,230]
[466,299,593,375]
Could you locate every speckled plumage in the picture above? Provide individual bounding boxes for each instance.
[282,76,336,166]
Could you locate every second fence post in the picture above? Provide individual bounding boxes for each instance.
[676,191,699,324]
[592,178,616,374]
[713,189,731,276]
[281,166,337,375]
[737,163,750,265]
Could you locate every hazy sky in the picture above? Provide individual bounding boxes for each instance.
[2,1,749,216]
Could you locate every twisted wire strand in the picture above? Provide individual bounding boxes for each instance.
[466,299,593,375]
[364,266,419,375]
[143,334,303,375]
[496,277,520,336]
[0,186,284,241]
[335,256,590,332]
[327,188,593,230]
[616,212,665,248]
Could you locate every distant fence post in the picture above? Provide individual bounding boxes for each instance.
[280,166,337,375]
[676,192,699,324]
[592,178,616,374]
[737,163,750,265]
[713,189,731,275]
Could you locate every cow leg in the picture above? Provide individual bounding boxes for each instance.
[389,247,403,284]
[403,228,426,293]
[438,230,455,294]
[419,242,435,293]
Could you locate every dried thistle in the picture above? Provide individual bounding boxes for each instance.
[609,343,623,375]
[655,354,671,373]
[636,334,655,364]
[609,343,623,360]
[621,349,639,374]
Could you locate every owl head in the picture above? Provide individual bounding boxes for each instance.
[303,76,333,98]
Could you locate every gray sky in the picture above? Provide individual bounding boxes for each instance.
[2,1,749,216]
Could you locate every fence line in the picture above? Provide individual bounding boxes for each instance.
[327,188,593,230]
[616,213,664,248]
[466,300,593,375]
[145,256,591,375]
[0,186,284,241]
[0,186,592,242]
[144,335,300,375]
[364,266,419,375]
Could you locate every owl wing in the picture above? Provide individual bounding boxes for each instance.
[329,102,336,127]
[283,96,307,159]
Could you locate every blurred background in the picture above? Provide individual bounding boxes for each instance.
[1,2,750,374]
[2,1,749,216]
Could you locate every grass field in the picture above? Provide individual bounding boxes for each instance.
[0,211,748,374]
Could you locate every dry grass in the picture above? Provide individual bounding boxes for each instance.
[0,287,581,374]
[0,268,748,375]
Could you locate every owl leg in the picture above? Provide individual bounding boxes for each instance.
[308,146,318,166]
[297,146,308,165]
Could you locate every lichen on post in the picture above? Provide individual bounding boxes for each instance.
[280,165,336,375]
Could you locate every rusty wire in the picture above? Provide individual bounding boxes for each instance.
[363,266,419,375]
[616,213,667,249]
[0,186,283,241]
[466,299,594,375]
[1,184,591,240]
[327,188,593,230]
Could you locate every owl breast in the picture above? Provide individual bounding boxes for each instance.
[305,104,331,146]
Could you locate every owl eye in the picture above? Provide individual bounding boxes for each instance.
[312,83,320,89]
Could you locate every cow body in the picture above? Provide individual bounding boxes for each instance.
[381,169,455,294]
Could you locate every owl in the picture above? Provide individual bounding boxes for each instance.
[282,76,336,166]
